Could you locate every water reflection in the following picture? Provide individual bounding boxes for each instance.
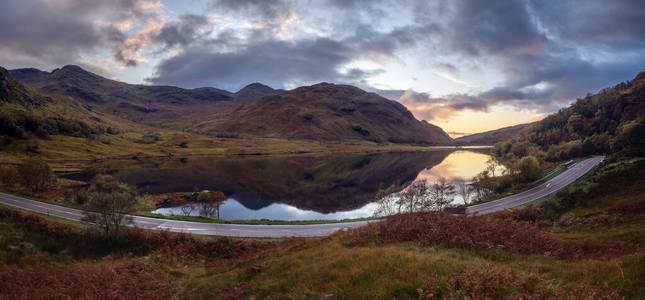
[64,147,494,220]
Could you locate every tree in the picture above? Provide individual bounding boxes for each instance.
[430,177,456,211]
[397,180,432,213]
[455,178,474,205]
[198,191,227,219]
[372,185,398,217]
[18,158,55,192]
[471,171,493,202]
[82,175,136,241]
[485,157,500,177]
[518,156,541,182]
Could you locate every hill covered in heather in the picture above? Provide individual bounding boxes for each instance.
[195,82,453,145]
[494,71,645,161]
[9,66,453,145]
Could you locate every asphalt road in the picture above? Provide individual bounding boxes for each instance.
[0,156,603,237]
[466,155,605,215]
[0,192,371,238]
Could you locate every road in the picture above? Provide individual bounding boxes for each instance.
[0,192,370,238]
[466,155,604,215]
[0,156,603,237]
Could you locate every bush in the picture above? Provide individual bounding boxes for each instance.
[18,158,56,192]
[343,212,634,260]
[215,132,240,138]
[518,156,541,182]
[138,132,162,144]
[0,165,20,187]
[106,127,119,135]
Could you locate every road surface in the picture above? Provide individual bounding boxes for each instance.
[0,192,370,238]
[466,156,604,215]
[0,156,603,237]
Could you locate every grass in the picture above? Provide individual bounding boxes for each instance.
[138,212,377,225]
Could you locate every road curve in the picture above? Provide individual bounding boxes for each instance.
[0,192,370,238]
[466,155,604,215]
[0,156,603,237]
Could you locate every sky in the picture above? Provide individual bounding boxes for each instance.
[1,0,644,137]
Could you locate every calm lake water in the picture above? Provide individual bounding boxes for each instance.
[64,147,494,221]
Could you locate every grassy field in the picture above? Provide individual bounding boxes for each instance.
[0,131,460,168]
[1,155,643,298]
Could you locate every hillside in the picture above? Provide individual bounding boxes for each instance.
[10,65,234,128]
[10,66,453,145]
[494,71,645,161]
[196,83,454,145]
[455,123,530,145]
[0,67,112,143]
[233,82,284,101]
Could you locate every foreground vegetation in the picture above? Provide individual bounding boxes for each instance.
[1,155,643,298]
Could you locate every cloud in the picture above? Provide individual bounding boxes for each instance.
[208,0,291,20]
[152,14,212,49]
[3,0,645,123]
[0,0,166,69]
[148,22,429,90]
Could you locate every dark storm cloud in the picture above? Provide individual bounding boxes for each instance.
[148,23,430,90]
[152,14,212,48]
[148,38,355,89]
[0,0,162,68]
[530,0,645,48]
[444,0,548,57]
[415,0,645,115]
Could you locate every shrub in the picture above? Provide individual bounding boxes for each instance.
[215,132,240,138]
[137,132,162,144]
[82,175,137,241]
[18,158,56,192]
[0,165,20,187]
[0,261,174,300]
[418,267,623,299]
[518,155,541,182]
[343,212,634,260]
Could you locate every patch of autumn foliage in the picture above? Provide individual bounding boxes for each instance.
[0,205,273,263]
[0,260,174,300]
[343,212,634,260]
[417,266,623,299]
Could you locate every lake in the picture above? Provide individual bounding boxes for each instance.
[63,147,495,221]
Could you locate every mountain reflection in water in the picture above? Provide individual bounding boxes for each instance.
[64,148,493,220]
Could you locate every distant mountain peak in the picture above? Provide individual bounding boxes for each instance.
[234,82,285,101]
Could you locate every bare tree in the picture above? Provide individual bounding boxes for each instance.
[430,177,456,211]
[455,178,474,205]
[397,180,431,213]
[372,185,398,217]
[181,203,195,216]
[82,175,136,241]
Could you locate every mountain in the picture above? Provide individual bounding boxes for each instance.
[195,82,453,144]
[9,65,453,145]
[233,82,285,101]
[0,67,112,141]
[494,71,645,161]
[455,123,530,145]
[10,65,234,128]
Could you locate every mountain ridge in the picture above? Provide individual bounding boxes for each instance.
[9,65,454,145]
[455,123,531,145]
